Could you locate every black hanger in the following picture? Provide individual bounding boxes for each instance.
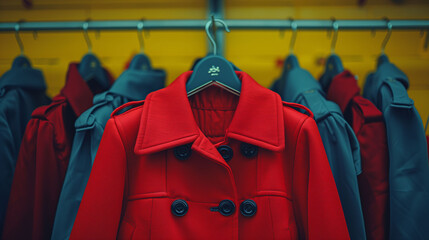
[11,22,32,69]
[281,19,300,77]
[12,55,31,69]
[190,54,241,71]
[2,23,44,85]
[129,54,151,71]
[319,19,344,91]
[78,21,110,90]
[377,54,390,67]
[377,19,393,68]
[186,17,241,96]
[284,55,300,73]
[320,54,344,89]
[78,54,108,87]
[129,20,152,71]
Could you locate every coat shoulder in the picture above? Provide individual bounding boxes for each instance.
[281,101,315,137]
[110,100,145,148]
[282,101,314,119]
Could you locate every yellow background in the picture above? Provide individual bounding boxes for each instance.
[0,0,428,128]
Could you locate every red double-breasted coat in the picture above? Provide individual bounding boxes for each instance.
[70,71,350,239]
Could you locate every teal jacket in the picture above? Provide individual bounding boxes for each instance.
[363,55,429,240]
[0,56,50,234]
[271,56,366,240]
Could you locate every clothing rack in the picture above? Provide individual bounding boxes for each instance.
[1,19,429,54]
[0,19,429,31]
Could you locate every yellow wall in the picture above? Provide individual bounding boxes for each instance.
[0,0,428,129]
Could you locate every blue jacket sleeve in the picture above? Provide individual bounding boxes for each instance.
[51,118,105,240]
[316,113,366,240]
[296,91,366,240]
[378,80,429,240]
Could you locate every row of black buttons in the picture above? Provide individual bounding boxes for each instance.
[174,143,258,161]
[171,199,257,217]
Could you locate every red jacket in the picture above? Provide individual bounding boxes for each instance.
[326,70,389,240]
[2,64,113,240]
[70,71,350,239]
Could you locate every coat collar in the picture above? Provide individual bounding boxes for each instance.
[61,63,96,116]
[326,70,360,113]
[363,61,408,105]
[277,67,324,103]
[134,71,285,155]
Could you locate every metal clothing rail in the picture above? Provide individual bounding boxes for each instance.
[0,19,429,32]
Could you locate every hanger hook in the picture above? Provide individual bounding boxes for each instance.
[205,16,230,56]
[83,19,92,53]
[381,17,392,54]
[14,21,24,55]
[137,19,144,53]
[330,18,339,54]
[289,18,298,54]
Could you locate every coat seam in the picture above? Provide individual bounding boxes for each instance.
[291,116,310,203]
[268,198,275,239]
[136,93,152,149]
[149,198,153,240]
[275,94,281,147]
[113,117,128,161]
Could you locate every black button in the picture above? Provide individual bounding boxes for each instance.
[218,200,235,216]
[240,143,258,158]
[171,199,188,217]
[240,199,257,217]
[218,145,233,162]
[174,144,192,160]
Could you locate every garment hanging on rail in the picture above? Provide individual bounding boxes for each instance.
[325,70,389,240]
[69,71,350,239]
[51,67,166,240]
[363,56,429,240]
[426,136,429,161]
[2,63,114,240]
[271,59,366,240]
[0,56,51,235]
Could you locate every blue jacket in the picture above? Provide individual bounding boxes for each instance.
[51,68,166,240]
[0,56,50,234]
[272,57,366,240]
[363,56,429,240]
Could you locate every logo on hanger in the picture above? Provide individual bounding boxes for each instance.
[208,65,220,76]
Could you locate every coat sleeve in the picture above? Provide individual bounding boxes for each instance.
[2,118,63,240]
[292,117,350,240]
[70,118,127,240]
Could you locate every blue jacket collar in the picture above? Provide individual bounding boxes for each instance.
[278,67,323,102]
[363,59,408,104]
[376,61,409,88]
[102,69,166,103]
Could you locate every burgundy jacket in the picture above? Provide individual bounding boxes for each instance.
[70,71,350,239]
[326,70,389,240]
[2,64,113,240]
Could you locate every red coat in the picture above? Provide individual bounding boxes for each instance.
[2,64,113,240]
[70,71,350,239]
[326,70,389,240]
